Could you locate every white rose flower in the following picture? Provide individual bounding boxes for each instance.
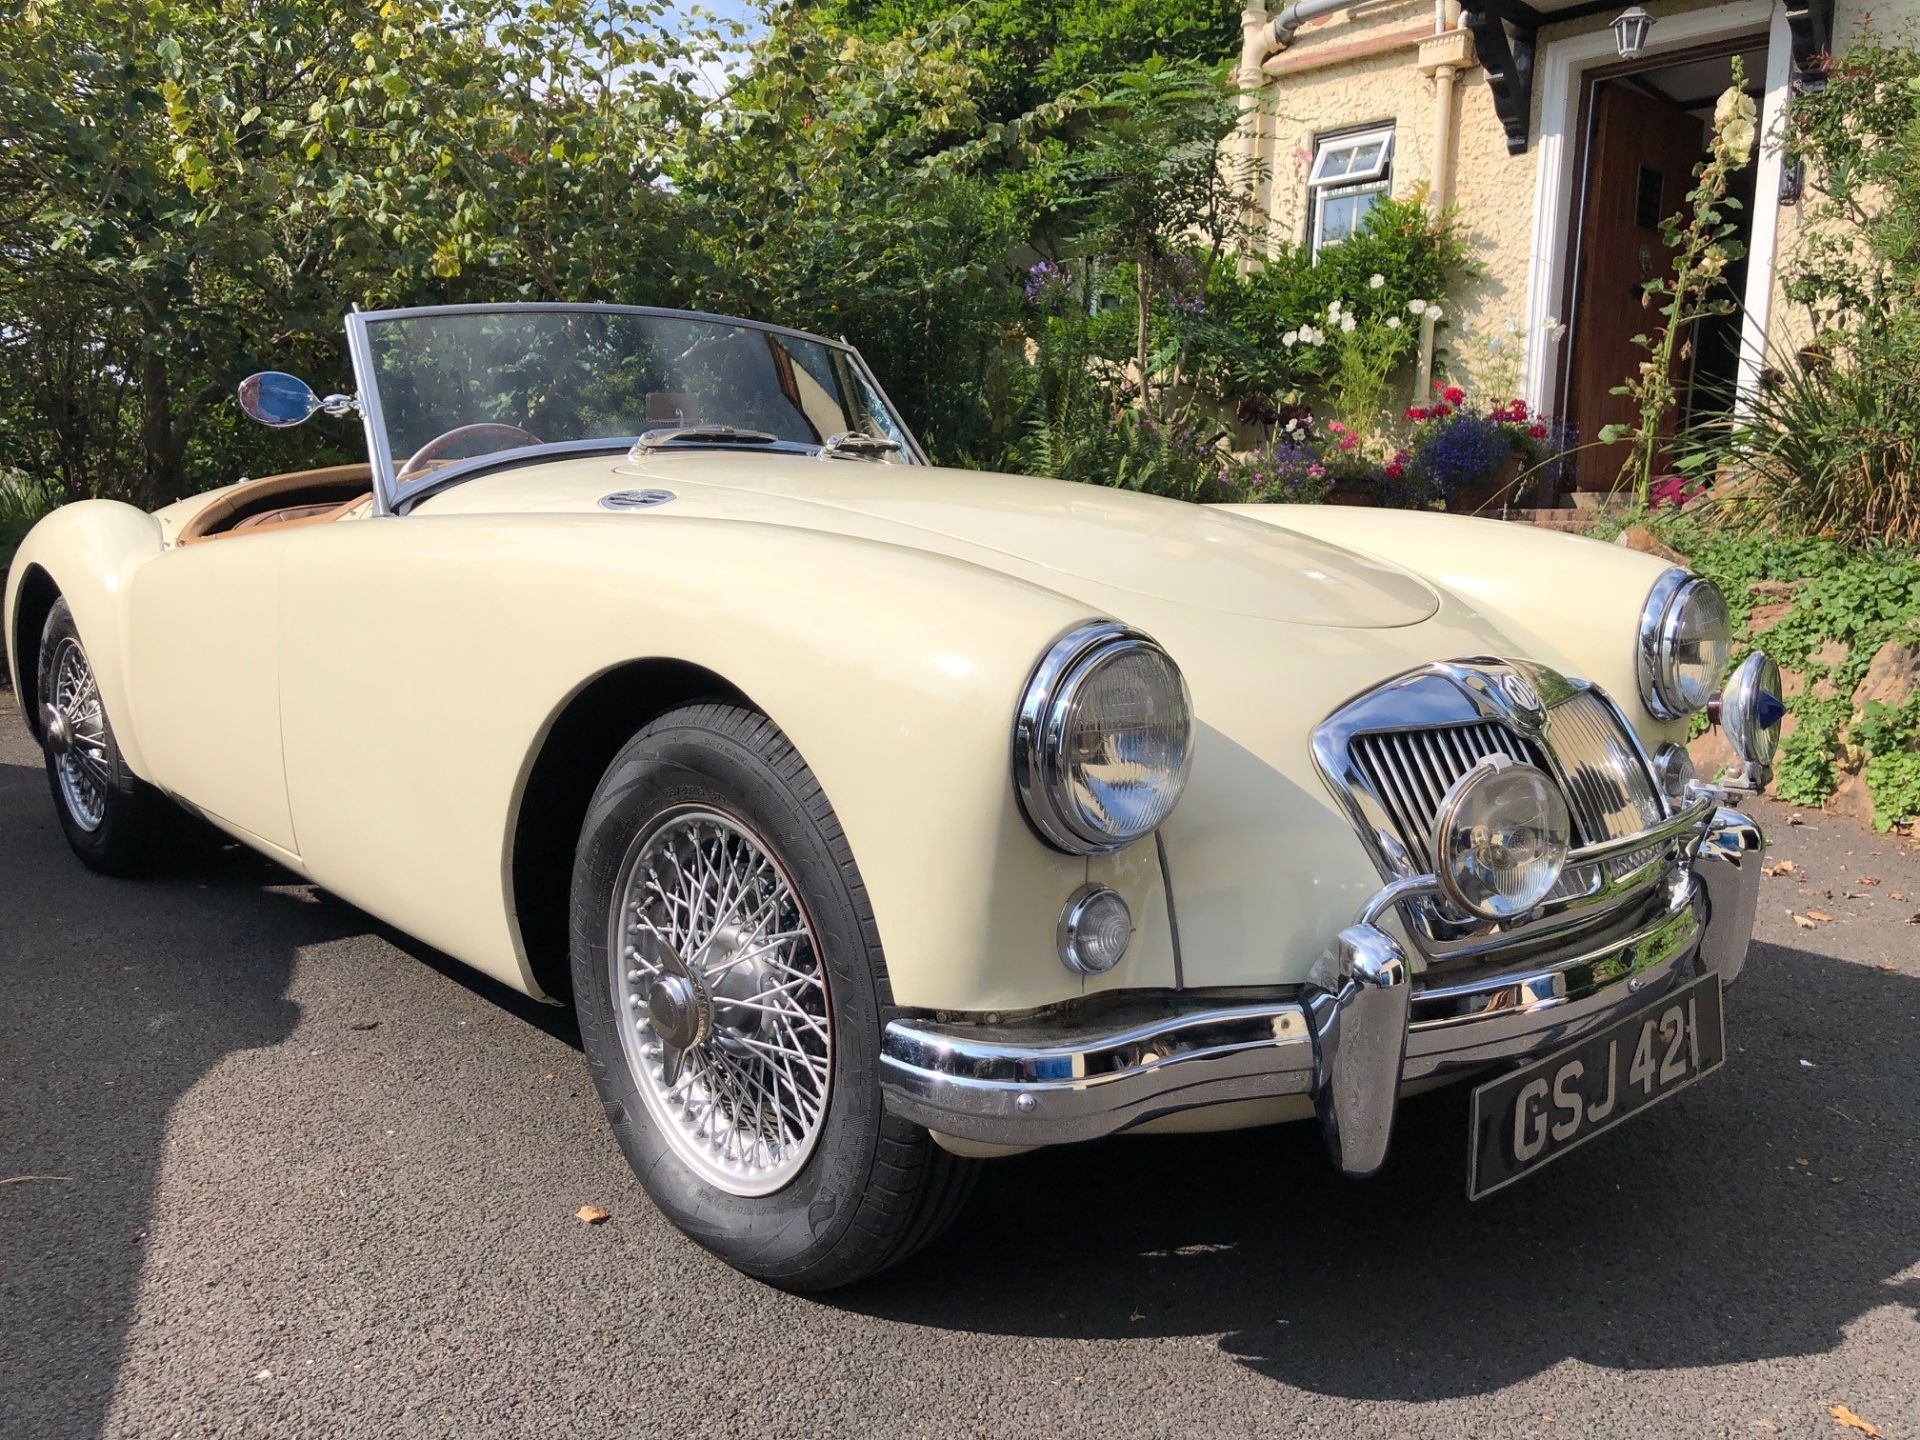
[1369,273,1385,289]
[1426,306,1444,322]
[1385,315,1401,330]
[1408,299,1427,316]
[1327,300,1342,319]
[1283,330,1299,347]
[1340,313,1357,333]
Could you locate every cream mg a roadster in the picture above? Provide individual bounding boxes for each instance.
[6,303,1786,1288]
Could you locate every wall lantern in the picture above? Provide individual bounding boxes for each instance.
[1611,6,1653,60]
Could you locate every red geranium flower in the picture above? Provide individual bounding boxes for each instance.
[1509,399,1529,420]
[1443,385,1466,406]
[1431,403,1452,418]
[1528,423,1548,439]
[1405,406,1429,421]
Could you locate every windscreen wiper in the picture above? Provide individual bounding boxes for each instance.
[815,432,903,460]
[632,425,780,453]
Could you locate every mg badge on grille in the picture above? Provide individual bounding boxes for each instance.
[1498,671,1542,716]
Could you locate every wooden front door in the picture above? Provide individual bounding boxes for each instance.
[1565,82,1705,493]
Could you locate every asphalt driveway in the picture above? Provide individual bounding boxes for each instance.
[2,692,1916,1439]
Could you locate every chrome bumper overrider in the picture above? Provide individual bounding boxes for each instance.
[879,806,1765,1176]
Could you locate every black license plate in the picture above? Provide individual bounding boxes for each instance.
[1468,973,1725,1199]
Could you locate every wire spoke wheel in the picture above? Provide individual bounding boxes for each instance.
[48,636,109,832]
[609,807,832,1197]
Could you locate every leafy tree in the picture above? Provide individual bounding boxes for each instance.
[0,0,704,504]
[799,0,1240,124]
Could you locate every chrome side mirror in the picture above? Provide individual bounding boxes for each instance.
[236,371,358,428]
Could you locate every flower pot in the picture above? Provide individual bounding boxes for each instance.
[1446,456,1524,515]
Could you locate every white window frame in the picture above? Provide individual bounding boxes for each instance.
[1307,125,1395,258]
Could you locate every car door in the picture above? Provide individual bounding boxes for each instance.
[125,532,298,856]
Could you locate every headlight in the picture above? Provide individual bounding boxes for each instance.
[1013,622,1194,854]
[1637,570,1731,719]
[1431,755,1571,921]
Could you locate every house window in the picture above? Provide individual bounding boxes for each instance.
[1307,125,1394,257]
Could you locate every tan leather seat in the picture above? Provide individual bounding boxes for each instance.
[177,464,374,545]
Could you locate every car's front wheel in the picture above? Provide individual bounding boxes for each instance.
[569,703,974,1290]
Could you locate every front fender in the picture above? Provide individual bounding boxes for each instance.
[4,500,166,777]
[273,513,1179,1011]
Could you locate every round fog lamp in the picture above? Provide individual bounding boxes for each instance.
[1721,652,1786,765]
[1431,756,1571,922]
[1058,885,1132,975]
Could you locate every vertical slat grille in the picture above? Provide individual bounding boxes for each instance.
[1351,719,1561,865]
[1541,691,1663,840]
[1348,693,1662,882]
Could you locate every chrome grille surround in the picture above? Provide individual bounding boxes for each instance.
[1312,659,1682,961]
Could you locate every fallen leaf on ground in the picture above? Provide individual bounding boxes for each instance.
[346,1020,379,1031]
[1792,913,1817,928]
[1764,859,1796,876]
[1806,910,1834,923]
[1876,963,1898,973]
[1860,876,1881,886]
[575,1205,610,1225]
[1830,1404,1881,1437]
[1788,813,1806,825]
[1908,913,1920,925]
[1890,892,1907,901]
[1795,1158,1810,1166]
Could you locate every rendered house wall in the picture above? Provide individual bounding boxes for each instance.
[1244,0,1918,407]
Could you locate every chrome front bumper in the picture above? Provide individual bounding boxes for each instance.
[879,806,1765,1176]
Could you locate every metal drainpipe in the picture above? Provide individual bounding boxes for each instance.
[1235,6,1274,249]
[1270,0,1372,49]
[1416,0,1465,402]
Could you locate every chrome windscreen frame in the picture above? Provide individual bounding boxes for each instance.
[1311,658,1701,962]
[341,301,932,517]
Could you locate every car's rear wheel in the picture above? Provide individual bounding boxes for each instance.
[569,703,975,1290]
[36,598,172,875]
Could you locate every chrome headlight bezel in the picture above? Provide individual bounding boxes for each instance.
[1012,621,1194,855]
[1636,570,1731,720]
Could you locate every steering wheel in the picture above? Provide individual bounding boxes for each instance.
[396,422,544,481]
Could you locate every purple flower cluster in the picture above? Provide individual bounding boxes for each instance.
[1024,260,1073,307]
[1407,411,1512,500]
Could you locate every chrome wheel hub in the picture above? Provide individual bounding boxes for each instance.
[45,638,109,833]
[610,808,833,1197]
[41,703,73,756]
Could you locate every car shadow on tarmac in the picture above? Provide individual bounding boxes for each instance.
[0,758,315,1438]
[848,939,1920,1399]
[0,742,594,1440]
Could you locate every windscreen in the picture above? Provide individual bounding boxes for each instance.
[356,307,911,499]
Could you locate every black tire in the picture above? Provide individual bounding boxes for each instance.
[569,702,975,1291]
[36,598,174,876]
